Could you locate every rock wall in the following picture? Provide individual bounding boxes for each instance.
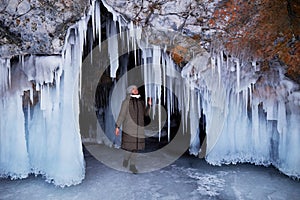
[0,0,90,57]
[103,0,300,83]
[104,0,216,53]
[1,0,299,83]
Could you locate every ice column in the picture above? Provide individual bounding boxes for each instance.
[0,58,30,179]
[0,15,88,186]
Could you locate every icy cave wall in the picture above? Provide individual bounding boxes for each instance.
[86,0,300,179]
[0,0,300,187]
[0,0,90,186]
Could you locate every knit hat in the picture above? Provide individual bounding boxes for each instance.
[126,85,137,94]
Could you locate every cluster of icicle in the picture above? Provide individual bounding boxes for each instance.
[0,1,95,187]
[180,50,300,178]
[100,0,300,179]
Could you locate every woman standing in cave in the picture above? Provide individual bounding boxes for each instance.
[115,85,152,173]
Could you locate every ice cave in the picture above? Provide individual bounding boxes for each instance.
[0,0,299,189]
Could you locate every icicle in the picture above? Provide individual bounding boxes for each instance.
[277,101,287,134]
[77,17,89,98]
[183,80,190,134]
[158,94,162,142]
[244,88,248,112]
[141,46,153,104]
[236,59,240,91]
[220,51,224,68]
[21,55,25,69]
[152,46,161,76]
[95,0,101,50]
[134,42,137,65]
[126,29,130,54]
[142,49,148,100]
[7,59,11,88]
[101,0,119,22]
[210,56,215,74]
[236,89,240,114]
[167,90,171,142]
[78,20,87,56]
[162,53,166,105]
[0,59,6,94]
[0,58,11,92]
[217,52,221,86]
[40,84,44,110]
[189,91,200,156]
[118,16,122,36]
[149,49,154,105]
[252,99,260,151]
[152,46,162,141]
[106,19,119,78]
[128,21,138,65]
[168,77,173,118]
[129,21,134,39]
[29,87,33,104]
[128,21,134,43]
[249,84,252,107]
[35,83,40,91]
[91,0,96,39]
[89,28,94,63]
[226,52,229,70]
[27,99,31,122]
[198,92,201,119]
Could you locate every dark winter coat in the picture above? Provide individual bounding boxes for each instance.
[116,95,150,151]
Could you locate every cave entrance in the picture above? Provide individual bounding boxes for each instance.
[82,1,206,158]
[94,49,182,153]
[80,3,181,153]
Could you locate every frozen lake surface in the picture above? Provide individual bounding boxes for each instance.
[0,144,299,200]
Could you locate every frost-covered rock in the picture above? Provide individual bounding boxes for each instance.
[0,0,90,57]
[103,0,218,50]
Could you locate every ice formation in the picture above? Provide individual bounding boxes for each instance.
[96,0,300,179]
[182,52,300,179]
[0,0,299,187]
[0,10,89,187]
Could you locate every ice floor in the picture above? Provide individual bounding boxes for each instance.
[0,144,299,200]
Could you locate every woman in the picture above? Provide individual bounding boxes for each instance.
[115,85,151,173]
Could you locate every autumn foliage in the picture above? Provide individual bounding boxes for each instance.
[209,0,300,83]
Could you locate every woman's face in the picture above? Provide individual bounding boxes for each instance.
[131,87,139,95]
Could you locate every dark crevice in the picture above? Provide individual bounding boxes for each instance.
[0,25,22,45]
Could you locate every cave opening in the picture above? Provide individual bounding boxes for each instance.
[80,1,207,157]
[93,49,184,153]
